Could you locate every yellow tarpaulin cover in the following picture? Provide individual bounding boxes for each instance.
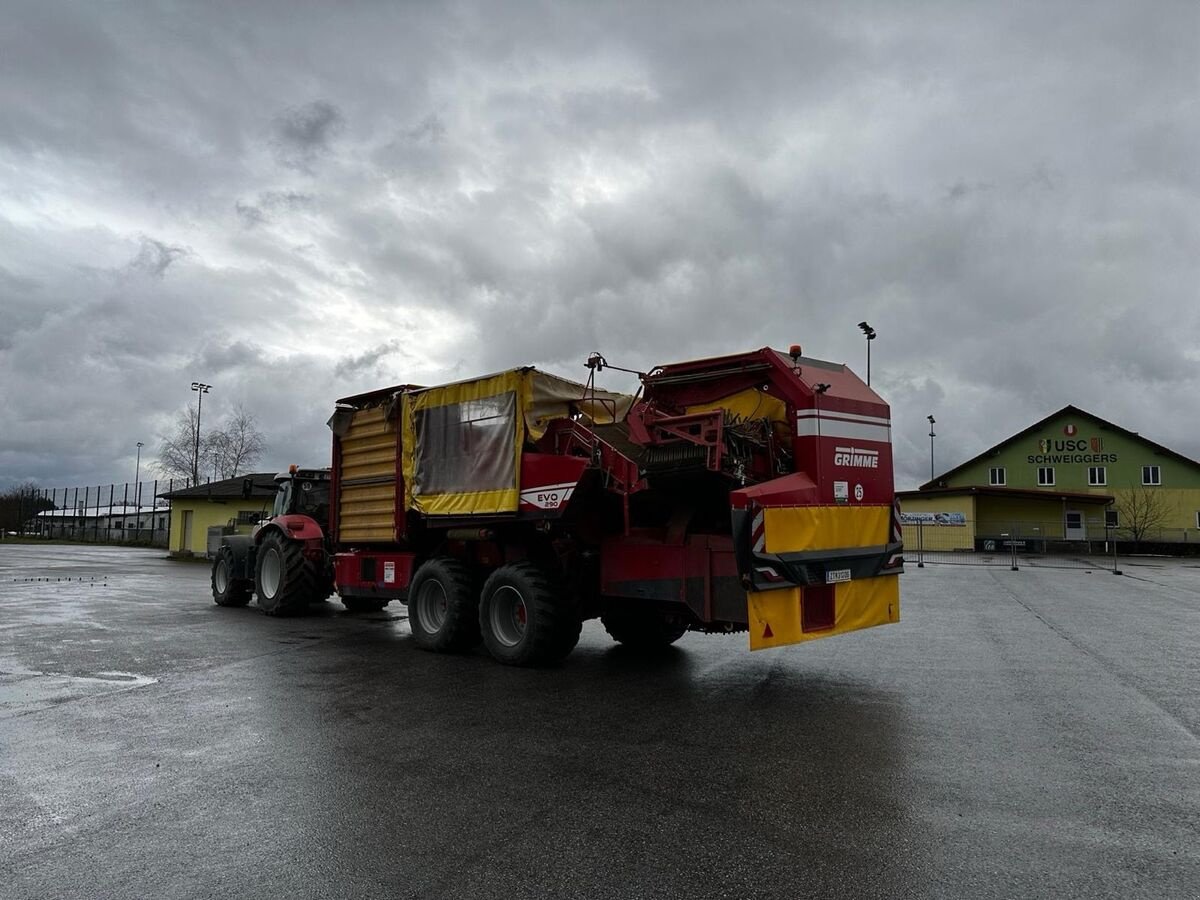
[748,576,899,650]
[762,505,890,553]
[685,387,787,426]
[400,368,632,517]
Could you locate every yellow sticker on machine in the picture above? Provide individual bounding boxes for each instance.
[762,505,890,553]
[748,575,900,651]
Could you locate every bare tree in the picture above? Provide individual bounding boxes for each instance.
[156,405,268,484]
[156,407,202,483]
[0,482,55,535]
[1114,483,1173,543]
[210,404,267,478]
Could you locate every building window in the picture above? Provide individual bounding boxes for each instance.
[1088,466,1106,486]
[1142,465,1161,485]
[1038,467,1055,486]
[1105,509,1120,528]
[989,467,1006,486]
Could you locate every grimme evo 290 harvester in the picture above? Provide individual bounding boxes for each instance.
[313,346,904,666]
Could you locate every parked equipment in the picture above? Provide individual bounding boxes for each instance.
[213,347,903,665]
[210,467,343,615]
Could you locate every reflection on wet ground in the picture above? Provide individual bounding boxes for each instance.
[1,544,1198,899]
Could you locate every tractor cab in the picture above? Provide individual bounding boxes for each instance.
[271,466,332,527]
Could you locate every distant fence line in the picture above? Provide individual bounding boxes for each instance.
[901,518,1200,573]
[1,479,201,548]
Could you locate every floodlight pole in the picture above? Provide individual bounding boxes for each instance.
[191,382,211,487]
[857,321,876,386]
[927,415,937,481]
[134,441,144,509]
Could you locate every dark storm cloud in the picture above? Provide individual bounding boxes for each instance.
[1,0,1198,491]
[128,237,188,278]
[334,341,408,379]
[272,101,345,170]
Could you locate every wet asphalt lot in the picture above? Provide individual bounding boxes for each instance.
[1,544,1197,899]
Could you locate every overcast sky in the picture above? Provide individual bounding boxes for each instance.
[1,0,1197,495]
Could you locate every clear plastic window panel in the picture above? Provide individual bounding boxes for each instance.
[414,392,518,497]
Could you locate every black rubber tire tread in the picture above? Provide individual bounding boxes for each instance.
[479,561,581,667]
[211,547,252,607]
[255,533,316,617]
[310,575,334,603]
[407,557,480,652]
[601,603,689,649]
[342,596,389,613]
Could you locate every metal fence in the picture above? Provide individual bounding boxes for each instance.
[0,480,190,548]
[903,519,1130,572]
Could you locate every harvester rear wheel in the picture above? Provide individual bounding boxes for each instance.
[211,546,252,607]
[479,562,581,667]
[407,557,479,652]
[255,532,316,617]
[601,602,689,649]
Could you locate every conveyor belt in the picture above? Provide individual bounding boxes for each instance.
[588,422,645,464]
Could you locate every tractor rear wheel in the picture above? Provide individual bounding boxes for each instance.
[479,562,581,667]
[342,596,389,613]
[211,546,252,607]
[255,532,316,616]
[407,557,479,652]
[601,602,689,649]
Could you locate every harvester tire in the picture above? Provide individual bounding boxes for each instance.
[211,546,252,608]
[342,596,389,613]
[407,557,479,652]
[479,562,581,667]
[601,603,689,649]
[255,532,316,617]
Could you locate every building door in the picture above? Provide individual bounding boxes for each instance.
[1064,510,1085,540]
[182,510,193,551]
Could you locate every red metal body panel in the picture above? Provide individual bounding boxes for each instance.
[730,472,819,510]
[334,550,417,598]
[518,453,589,513]
[257,516,326,562]
[262,514,325,543]
[600,532,744,623]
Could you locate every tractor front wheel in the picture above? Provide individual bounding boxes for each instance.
[211,546,252,607]
[479,562,581,667]
[255,533,316,616]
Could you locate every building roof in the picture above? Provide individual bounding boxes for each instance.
[898,485,1113,505]
[921,404,1200,490]
[157,472,280,501]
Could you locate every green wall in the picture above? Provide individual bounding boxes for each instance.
[944,411,1200,533]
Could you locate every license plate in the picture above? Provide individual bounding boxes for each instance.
[825,568,851,584]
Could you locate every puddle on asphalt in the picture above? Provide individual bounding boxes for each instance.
[0,663,158,717]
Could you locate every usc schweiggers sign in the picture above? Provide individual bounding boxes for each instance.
[1026,426,1118,465]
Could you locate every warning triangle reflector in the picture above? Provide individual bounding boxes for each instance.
[763,623,774,639]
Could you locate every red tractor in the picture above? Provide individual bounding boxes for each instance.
[209,466,375,615]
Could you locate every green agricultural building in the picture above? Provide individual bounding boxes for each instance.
[899,405,1200,550]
